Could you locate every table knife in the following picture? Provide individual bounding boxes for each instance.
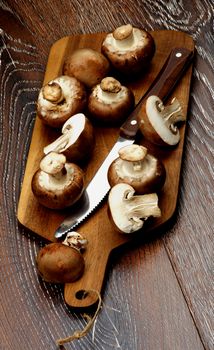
[55,47,194,239]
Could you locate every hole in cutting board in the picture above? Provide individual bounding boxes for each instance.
[75,290,88,300]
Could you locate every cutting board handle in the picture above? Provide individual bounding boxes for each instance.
[120,47,194,139]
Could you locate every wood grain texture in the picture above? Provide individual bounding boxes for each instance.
[0,1,213,349]
[17,30,194,308]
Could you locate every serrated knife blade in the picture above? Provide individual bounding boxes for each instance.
[55,47,194,238]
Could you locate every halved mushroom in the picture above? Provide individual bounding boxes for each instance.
[31,152,84,209]
[101,24,155,77]
[108,144,166,193]
[108,183,161,234]
[138,95,185,146]
[37,75,87,128]
[36,242,85,283]
[63,48,110,88]
[88,77,135,125]
[43,113,95,163]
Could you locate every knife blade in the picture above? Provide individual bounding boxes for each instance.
[55,47,194,238]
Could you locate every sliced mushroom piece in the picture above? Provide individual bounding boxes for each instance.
[63,48,110,88]
[108,144,166,193]
[37,75,87,128]
[43,113,95,163]
[138,95,185,146]
[108,183,161,234]
[88,77,135,125]
[101,24,155,76]
[31,152,85,209]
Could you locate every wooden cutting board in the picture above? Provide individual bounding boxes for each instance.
[17,30,194,308]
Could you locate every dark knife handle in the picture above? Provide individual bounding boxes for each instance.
[120,47,194,139]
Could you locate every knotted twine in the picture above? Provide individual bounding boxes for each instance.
[56,289,102,346]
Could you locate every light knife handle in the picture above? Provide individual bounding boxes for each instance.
[120,47,194,139]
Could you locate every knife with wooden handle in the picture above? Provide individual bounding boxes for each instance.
[55,47,194,239]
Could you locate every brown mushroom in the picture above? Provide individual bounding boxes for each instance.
[88,77,135,125]
[108,183,161,234]
[101,24,155,77]
[31,152,85,209]
[37,75,87,128]
[43,113,95,163]
[36,242,85,283]
[108,144,166,194]
[63,48,110,88]
[138,95,185,146]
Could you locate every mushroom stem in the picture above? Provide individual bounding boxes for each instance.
[157,97,185,134]
[125,193,161,219]
[113,24,135,49]
[40,152,67,177]
[42,82,64,104]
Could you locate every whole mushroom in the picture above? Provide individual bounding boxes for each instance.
[108,183,161,234]
[37,75,87,128]
[31,152,85,209]
[138,95,185,146]
[36,242,85,283]
[88,77,135,125]
[108,144,166,194]
[63,48,110,89]
[43,113,95,163]
[101,24,155,77]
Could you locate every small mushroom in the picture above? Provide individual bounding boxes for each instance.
[37,75,87,128]
[138,95,185,146]
[31,152,85,209]
[108,144,166,194]
[43,113,95,163]
[88,77,135,125]
[101,24,155,77]
[63,48,110,88]
[108,183,161,234]
[36,242,85,283]
[62,231,88,252]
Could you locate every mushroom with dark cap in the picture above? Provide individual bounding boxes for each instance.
[88,77,135,125]
[101,24,155,76]
[108,144,166,194]
[63,48,110,89]
[37,75,87,128]
[31,152,85,209]
[138,95,185,146]
[108,183,161,234]
[36,242,85,283]
[43,113,95,163]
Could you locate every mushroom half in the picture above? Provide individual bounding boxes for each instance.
[138,95,185,146]
[43,113,95,163]
[108,183,161,234]
[37,75,87,128]
[108,144,166,194]
[101,24,155,76]
[31,152,85,209]
[63,48,110,88]
[88,77,135,125]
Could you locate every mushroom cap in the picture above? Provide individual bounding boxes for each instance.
[31,157,85,209]
[63,48,110,88]
[108,144,166,194]
[36,243,85,283]
[88,77,135,125]
[138,95,184,146]
[37,75,87,128]
[43,113,95,163]
[108,183,161,234]
[101,25,155,76]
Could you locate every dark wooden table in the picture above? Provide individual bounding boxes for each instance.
[0,1,213,349]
